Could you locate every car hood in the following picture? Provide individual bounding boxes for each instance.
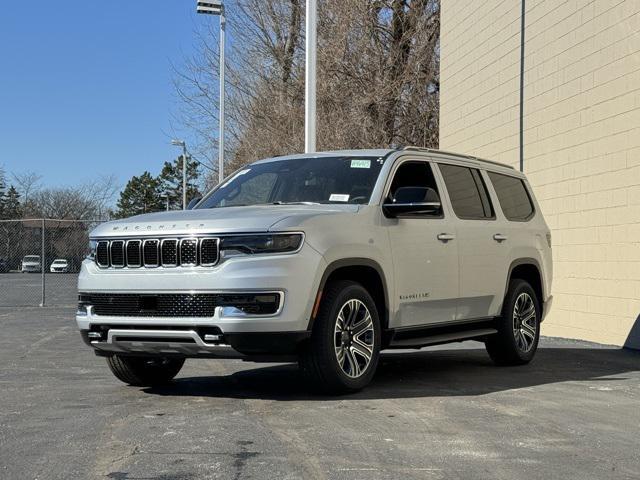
[91,204,359,238]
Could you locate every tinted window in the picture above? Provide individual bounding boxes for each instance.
[488,172,534,221]
[439,164,494,219]
[388,161,442,217]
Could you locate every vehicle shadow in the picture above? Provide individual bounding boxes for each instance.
[144,344,640,401]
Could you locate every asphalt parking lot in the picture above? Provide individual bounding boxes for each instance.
[0,306,638,480]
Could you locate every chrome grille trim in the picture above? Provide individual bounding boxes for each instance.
[161,239,179,267]
[200,237,219,266]
[110,240,125,268]
[93,236,220,269]
[96,241,110,267]
[142,239,160,268]
[126,240,142,268]
[180,238,198,266]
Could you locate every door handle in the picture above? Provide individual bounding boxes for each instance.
[493,233,508,242]
[437,233,456,242]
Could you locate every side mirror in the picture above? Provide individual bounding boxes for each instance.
[187,197,202,210]
[383,186,442,218]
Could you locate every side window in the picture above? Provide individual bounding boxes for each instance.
[439,164,494,220]
[488,172,535,221]
[388,161,442,216]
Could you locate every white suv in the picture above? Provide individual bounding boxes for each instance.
[77,148,553,393]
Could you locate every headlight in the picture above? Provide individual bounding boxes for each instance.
[87,240,97,260]
[220,233,303,254]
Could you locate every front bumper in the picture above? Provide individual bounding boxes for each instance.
[76,243,325,357]
[79,326,308,359]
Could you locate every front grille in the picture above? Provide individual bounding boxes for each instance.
[110,241,125,267]
[126,240,142,267]
[79,292,281,317]
[92,236,219,269]
[161,239,178,266]
[201,238,219,266]
[143,240,159,267]
[96,241,109,267]
[180,239,198,265]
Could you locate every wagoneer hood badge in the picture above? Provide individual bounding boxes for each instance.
[91,204,357,238]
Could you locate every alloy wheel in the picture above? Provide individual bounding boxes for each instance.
[333,299,375,378]
[512,292,537,352]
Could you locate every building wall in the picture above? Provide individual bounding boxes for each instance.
[441,0,640,347]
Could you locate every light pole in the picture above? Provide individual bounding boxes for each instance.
[171,139,188,210]
[305,0,317,153]
[197,1,225,183]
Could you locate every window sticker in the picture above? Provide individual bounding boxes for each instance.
[350,159,371,169]
[329,194,350,202]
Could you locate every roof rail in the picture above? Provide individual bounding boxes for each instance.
[401,146,515,170]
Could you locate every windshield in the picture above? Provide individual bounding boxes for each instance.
[53,260,67,264]
[197,156,385,209]
[24,256,40,262]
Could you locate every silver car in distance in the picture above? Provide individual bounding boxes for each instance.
[77,147,553,393]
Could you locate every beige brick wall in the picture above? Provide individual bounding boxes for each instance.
[441,0,640,347]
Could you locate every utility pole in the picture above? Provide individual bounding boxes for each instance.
[197,1,226,182]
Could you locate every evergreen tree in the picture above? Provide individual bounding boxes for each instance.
[114,172,163,219]
[0,186,22,220]
[158,156,201,211]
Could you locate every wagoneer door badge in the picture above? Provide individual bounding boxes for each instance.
[399,292,430,301]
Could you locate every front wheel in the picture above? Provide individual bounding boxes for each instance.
[106,355,185,387]
[486,279,540,365]
[300,280,381,394]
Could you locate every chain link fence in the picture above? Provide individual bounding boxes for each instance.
[0,219,105,307]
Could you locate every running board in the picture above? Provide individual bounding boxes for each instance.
[389,328,498,349]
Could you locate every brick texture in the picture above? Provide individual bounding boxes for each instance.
[441,0,640,347]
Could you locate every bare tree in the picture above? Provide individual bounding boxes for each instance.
[12,171,43,205]
[22,175,119,220]
[174,0,440,183]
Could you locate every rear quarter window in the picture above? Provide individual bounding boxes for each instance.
[488,172,535,221]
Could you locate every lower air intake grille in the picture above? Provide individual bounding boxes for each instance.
[79,292,281,317]
[82,293,218,317]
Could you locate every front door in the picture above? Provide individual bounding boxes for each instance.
[384,159,459,328]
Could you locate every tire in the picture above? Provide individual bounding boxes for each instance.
[106,355,185,387]
[300,280,381,394]
[486,279,540,366]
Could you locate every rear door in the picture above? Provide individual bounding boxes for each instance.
[384,159,459,328]
[436,163,506,320]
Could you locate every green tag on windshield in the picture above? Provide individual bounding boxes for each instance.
[350,159,371,169]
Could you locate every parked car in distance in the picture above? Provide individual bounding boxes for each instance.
[50,259,70,273]
[76,147,553,394]
[21,255,42,273]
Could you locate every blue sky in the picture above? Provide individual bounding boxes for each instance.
[0,1,217,190]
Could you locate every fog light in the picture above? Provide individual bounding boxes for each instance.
[217,293,281,316]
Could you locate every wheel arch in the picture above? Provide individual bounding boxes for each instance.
[506,258,545,318]
[308,258,390,334]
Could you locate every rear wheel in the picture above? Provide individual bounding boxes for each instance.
[486,279,540,365]
[106,355,185,386]
[300,280,381,394]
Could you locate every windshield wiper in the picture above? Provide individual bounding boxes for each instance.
[271,201,321,205]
